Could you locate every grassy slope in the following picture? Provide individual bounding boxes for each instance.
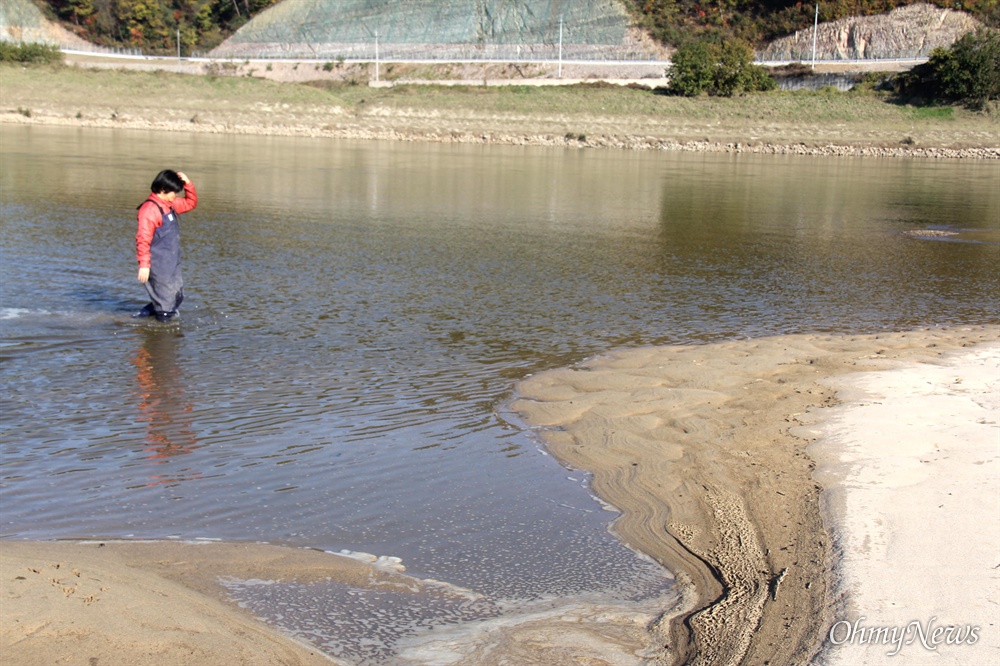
[2,64,997,150]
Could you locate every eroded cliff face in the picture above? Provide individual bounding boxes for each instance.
[760,3,980,62]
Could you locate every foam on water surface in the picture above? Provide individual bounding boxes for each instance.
[222,555,675,665]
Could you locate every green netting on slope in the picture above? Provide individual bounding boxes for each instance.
[1,0,47,34]
[213,0,631,58]
[1,0,101,49]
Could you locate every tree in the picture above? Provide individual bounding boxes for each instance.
[58,0,97,26]
[115,0,171,48]
[896,28,1000,109]
[947,28,1000,108]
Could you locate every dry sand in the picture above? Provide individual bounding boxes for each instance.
[805,343,999,665]
[2,327,998,665]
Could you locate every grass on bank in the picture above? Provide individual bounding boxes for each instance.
[2,63,996,137]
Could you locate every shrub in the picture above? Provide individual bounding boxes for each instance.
[748,65,777,93]
[945,28,1000,109]
[669,41,716,96]
[715,40,776,95]
[669,38,775,96]
[0,42,63,64]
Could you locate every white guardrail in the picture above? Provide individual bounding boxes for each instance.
[56,45,928,69]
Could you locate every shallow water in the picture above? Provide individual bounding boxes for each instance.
[1,125,998,662]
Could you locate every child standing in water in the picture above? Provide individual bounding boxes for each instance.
[134,170,198,321]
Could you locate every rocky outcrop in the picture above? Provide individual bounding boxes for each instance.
[760,3,980,62]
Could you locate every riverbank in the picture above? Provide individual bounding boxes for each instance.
[1,63,997,158]
[511,326,1000,665]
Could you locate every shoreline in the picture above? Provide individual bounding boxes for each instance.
[511,326,1000,665]
[5,111,998,160]
[2,327,998,664]
[0,540,377,665]
[0,538,678,666]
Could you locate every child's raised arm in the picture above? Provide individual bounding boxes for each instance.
[172,173,198,214]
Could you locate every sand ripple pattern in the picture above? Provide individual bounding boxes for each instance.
[512,327,1000,665]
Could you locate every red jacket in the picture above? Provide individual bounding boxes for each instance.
[136,181,198,268]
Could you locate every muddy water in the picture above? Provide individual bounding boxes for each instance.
[1,125,997,662]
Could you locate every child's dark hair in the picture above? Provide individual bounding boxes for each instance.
[151,170,185,194]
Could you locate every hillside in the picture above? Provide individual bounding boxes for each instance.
[626,0,996,47]
[11,0,998,56]
[210,0,639,60]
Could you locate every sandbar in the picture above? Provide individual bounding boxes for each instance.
[511,326,999,665]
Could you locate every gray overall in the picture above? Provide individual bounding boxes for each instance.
[140,199,184,320]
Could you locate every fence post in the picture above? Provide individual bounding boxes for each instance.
[811,3,819,69]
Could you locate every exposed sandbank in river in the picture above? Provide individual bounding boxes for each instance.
[511,326,1000,665]
[3,326,997,665]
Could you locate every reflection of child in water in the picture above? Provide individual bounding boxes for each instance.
[134,170,198,321]
[132,331,200,486]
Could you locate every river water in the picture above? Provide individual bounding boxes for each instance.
[1,125,998,662]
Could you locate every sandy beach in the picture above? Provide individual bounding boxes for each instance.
[3,327,998,664]
[0,540,462,665]
[807,342,1000,665]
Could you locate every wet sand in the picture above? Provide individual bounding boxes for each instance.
[0,540,416,665]
[4,327,997,665]
[510,326,1000,665]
